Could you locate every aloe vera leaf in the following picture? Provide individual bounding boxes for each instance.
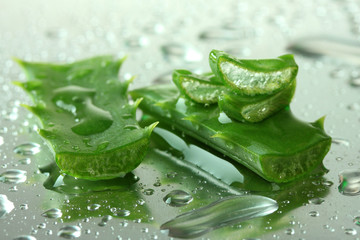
[14,56,157,180]
[172,69,226,104]
[209,50,298,96]
[218,80,296,123]
[130,85,331,183]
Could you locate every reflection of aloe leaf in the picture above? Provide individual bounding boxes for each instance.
[161,195,278,239]
[39,161,151,222]
[141,120,330,239]
[39,161,138,194]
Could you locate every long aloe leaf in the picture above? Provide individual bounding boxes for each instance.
[130,85,331,183]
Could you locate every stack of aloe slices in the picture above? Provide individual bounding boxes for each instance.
[15,56,157,180]
[173,50,298,123]
[131,50,331,183]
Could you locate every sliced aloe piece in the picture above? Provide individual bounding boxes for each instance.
[130,85,331,183]
[15,56,157,180]
[172,69,226,104]
[209,50,298,96]
[218,80,296,123]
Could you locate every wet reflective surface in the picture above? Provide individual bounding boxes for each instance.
[1,0,360,239]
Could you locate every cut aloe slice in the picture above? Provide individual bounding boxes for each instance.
[15,56,157,180]
[218,80,296,123]
[172,70,226,104]
[130,85,331,183]
[209,50,298,96]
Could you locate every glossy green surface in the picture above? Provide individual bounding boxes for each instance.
[130,85,331,183]
[14,56,157,180]
[218,80,296,122]
[209,50,298,96]
[172,69,226,104]
[174,51,298,122]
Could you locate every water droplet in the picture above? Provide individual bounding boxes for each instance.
[121,113,133,119]
[338,169,360,196]
[0,194,14,218]
[308,198,325,205]
[9,186,18,192]
[161,195,278,238]
[143,189,155,196]
[72,145,79,151]
[309,211,320,217]
[153,180,161,187]
[53,85,113,136]
[136,199,145,205]
[161,43,202,62]
[102,215,112,222]
[20,203,28,210]
[125,36,149,48]
[163,190,193,207]
[124,124,139,130]
[166,172,177,178]
[114,209,130,217]
[98,215,112,227]
[322,180,334,187]
[87,203,101,211]
[150,234,158,239]
[285,228,295,235]
[347,102,360,110]
[13,142,41,156]
[0,169,27,184]
[336,157,343,161]
[13,235,37,240]
[37,223,46,229]
[353,216,360,226]
[57,225,81,239]
[350,76,360,87]
[96,141,109,151]
[18,158,31,165]
[345,228,357,235]
[98,221,106,227]
[41,208,63,218]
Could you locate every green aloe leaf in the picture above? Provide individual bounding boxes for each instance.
[130,85,331,183]
[14,56,157,180]
[209,50,298,96]
[172,69,226,104]
[218,80,296,123]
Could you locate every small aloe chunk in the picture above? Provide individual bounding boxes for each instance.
[130,85,331,183]
[209,50,298,96]
[15,56,157,180]
[172,70,226,104]
[218,80,296,123]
